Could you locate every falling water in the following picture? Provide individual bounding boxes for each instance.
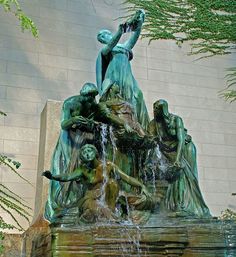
[146,149,157,193]
[109,126,117,163]
[100,123,108,206]
[155,145,168,178]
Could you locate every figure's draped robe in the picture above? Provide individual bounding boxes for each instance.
[96,46,149,131]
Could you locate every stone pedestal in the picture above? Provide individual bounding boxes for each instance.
[22,100,62,257]
[30,219,236,257]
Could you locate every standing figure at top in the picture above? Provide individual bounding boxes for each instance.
[96,9,149,130]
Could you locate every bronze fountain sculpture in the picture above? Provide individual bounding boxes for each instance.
[30,9,236,257]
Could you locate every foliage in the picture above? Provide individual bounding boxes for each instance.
[0,0,38,37]
[124,0,236,102]
[0,112,32,254]
[219,208,236,222]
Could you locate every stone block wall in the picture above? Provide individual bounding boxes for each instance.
[0,0,236,231]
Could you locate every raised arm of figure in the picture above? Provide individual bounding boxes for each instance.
[124,10,145,50]
[102,24,124,55]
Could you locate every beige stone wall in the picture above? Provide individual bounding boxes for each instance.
[0,0,236,231]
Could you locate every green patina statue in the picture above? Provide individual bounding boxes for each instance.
[43,10,211,226]
[148,99,210,218]
[96,9,149,130]
[44,82,99,222]
[43,144,153,224]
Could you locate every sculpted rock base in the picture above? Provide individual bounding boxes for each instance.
[30,219,236,257]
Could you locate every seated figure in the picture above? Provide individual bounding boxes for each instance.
[148,99,211,218]
[43,144,153,224]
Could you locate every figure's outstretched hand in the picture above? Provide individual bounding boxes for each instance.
[42,170,52,179]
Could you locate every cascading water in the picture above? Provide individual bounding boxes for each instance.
[99,123,108,206]
[109,126,117,163]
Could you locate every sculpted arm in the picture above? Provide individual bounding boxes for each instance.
[124,10,145,50]
[61,100,82,130]
[42,168,83,182]
[102,25,124,55]
[111,164,149,196]
[175,117,185,165]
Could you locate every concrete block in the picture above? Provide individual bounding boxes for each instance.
[174,106,236,124]
[0,36,39,53]
[33,100,62,223]
[38,41,67,57]
[201,179,231,193]
[68,47,97,61]
[0,48,38,65]
[39,54,68,69]
[7,61,42,77]
[2,182,36,198]
[224,134,236,146]
[68,69,96,83]
[226,157,236,169]
[204,168,228,181]
[201,144,236,158]
[4,113,40,129]
[198,155,228,169]
[0,139,3,152]
[204,192,231,205]
[1,166,37,185]
[68,35,98,50]
[228,169,236,181]
[0,85,6,99]
[132,56,147,68]
[0,99,38,115]
[67,22,97,38]
[147,58,171,72]
[4,140,39,156]
[68,58,94,72]
[229,181,236,195]
[36,77,73,92]
[0,60,7,73]
[191,132,225,145]
[132,66,148,80]
[171,62,218,78]
[39,29,68,45]
[0,125,39,142]
[132,46,147,58]
[31,0,67,10]
[0,73,38,90]
[38,65,68,81]
[13,154,38,170]
[208,205,227,216]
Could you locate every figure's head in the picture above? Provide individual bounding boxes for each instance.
[153,99,169,118]
[80,144,98,163]
[97,29,113,44]
[80,83,98,98]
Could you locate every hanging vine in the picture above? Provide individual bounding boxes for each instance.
[124,0,236,102]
